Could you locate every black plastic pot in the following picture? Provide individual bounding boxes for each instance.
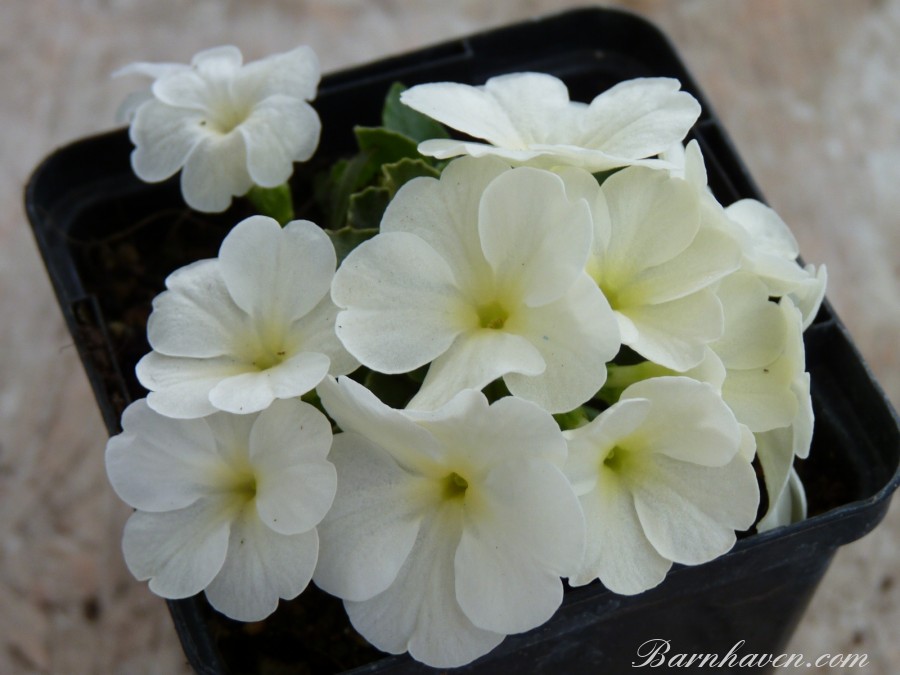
[25,8,900,675]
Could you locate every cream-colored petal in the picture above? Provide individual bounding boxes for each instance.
[204,509,318,621]
[332,231,472,374]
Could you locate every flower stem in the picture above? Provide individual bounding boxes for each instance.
[553,406,595,431]
[247,184,294,225]
[598,361,674,405]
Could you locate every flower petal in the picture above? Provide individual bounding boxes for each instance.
[241,96,321,185]
[622,226,740,305]
[192,45,243,77]
[204,509,319,621]
[631,453,759,565]
[380,156,508,293]
[249,399,332,467]
[726,199,799,260]
[408,329,544,411]
[600,166,700,274]
[251,401,336,535]
[219,217,335,325]
[130,100,204,182]
[504,275,619,413]
[581,78,701,159]
[791,373,814,460]
[234,45,320,102]
[570,468,672,594]
[408,390,567,470]
[754,424,795,530]
[106,400,221,512]
[477,167,592,307]
[317,376,443,475]
[481,72,574,144]
[757,468,807,533]
[416,138,547,163]
[313,433,431,602]
[563,397,652,495]
[122,498,231,599]
[618,289,724,371]
[137,352,244,419]
[622,377,741,467]
[455,458,583,634]
[181,132,253,212]
[146,259,248,359]
[287,293,359,376]
[332,231,472,374]
[789,264,827,330]
[400,81,525,148]
[345,509,505,668]
[152,69,217,112]
[712,272,787,370]
[207,351,330,414]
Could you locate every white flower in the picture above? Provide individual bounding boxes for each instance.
[117,45,321,212]
[313,376,584,668]
[561,164,741,371]
[331,157,620,413]
[725,198,827,329]
[563,376,759,595]
[712,272,808,434]
[702,272,812,530]
[105,398,336,622]
[137,215,357,418]
[400,73,700,172]
[664,141,826,329]
[758,467,808,533]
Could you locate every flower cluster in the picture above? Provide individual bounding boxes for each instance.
[108,45,826,668]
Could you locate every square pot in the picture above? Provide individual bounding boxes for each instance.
[25,8,900,674]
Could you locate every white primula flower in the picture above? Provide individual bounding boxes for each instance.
[563,376,759,595]
[725,198,827,329]
[560,164,741,371]
[758,467,808,533]
[712,272,807,434]
[105,398,336,622]
[313,376,584,668]
[137,215,357,418]
[705,272,812,530]
[663,141,826,329]
[117,45,321,212]
[400,73,700,172]
[332,157,620,413]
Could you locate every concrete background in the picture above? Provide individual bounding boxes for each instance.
[1,1,898,673]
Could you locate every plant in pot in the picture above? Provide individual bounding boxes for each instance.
[25,8,899,674]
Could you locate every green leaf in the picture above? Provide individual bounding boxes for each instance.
[553,406,597,431]
[348,186,391,230]
[382,82,451,143]
[362,369,420,409]
[353,126,421,186]
[246,184,294,225]
[381,157,440,196]
[592,168,623,185]
[326,226,378,264]
[315,153,374,229]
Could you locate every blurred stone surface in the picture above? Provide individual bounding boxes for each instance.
[1,1,897,673]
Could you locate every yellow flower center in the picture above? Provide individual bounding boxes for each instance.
[213,458,260,515]
[602,445,627,473]
[251,349,287,371]
[476,301,510,330]
[241,317,292,372]
[441,472,470,501]
[586,256,623,310]
[232,471,258,502]
[200,98,254,135]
